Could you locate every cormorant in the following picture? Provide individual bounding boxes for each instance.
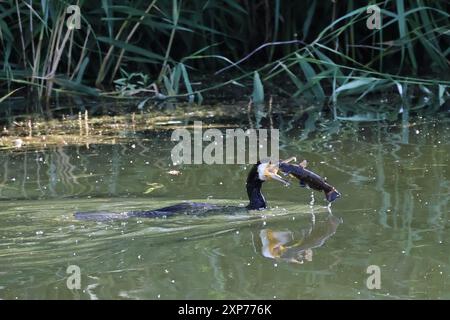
[74,158,340,221]
[74,160,290,221]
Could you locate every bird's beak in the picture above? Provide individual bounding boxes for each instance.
[264,162,291,186]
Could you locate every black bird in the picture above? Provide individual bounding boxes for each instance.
[74,160,290,221]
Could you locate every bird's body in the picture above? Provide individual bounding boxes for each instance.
[74,202,242,221]
[74,161,285,221]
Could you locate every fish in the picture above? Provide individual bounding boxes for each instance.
[277,157,341,202]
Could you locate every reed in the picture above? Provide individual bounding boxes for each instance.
[0,0,447,108]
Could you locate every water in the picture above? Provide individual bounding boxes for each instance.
[0,105,449,299]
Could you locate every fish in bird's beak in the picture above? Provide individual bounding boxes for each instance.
[278,157,341,203]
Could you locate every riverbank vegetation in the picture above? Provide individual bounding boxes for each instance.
[0,0,449,109]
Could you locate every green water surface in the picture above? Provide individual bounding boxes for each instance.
[0,106,449,299]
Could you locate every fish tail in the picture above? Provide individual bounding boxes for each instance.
[325,189,341,202]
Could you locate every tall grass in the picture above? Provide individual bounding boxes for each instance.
[0,0,448,107]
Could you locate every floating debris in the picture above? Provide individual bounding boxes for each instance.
[14,139,23,148]
[0,105,243,149]
[144,182,165,194]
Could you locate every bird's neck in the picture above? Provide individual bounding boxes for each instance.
[246,180,266,210]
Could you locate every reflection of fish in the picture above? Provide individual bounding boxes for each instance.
[278,158,341,202]
[260,214,342,264]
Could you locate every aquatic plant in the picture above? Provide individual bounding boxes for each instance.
[0,0,448,109]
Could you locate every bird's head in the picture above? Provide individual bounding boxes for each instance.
[247,160,291,186]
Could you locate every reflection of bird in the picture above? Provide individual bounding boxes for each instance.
[74,160,290,221]
[260,213,342,264]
